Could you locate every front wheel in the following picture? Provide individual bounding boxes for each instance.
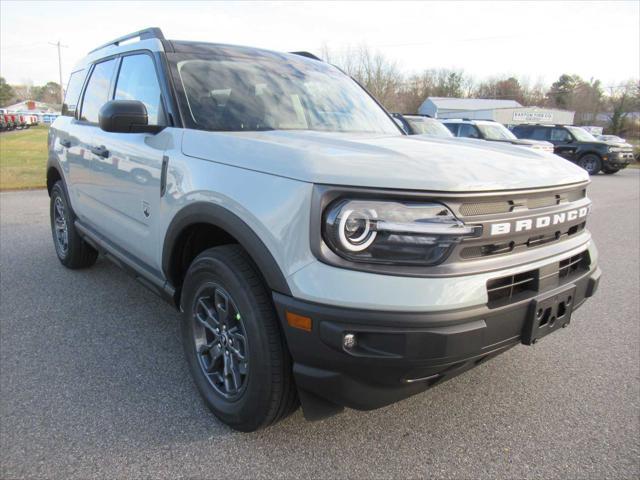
[577,154,602,175]
[180,245,298,431]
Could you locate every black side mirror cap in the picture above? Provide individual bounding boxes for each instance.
[98,100,163,134]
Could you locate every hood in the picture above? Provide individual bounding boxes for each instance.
[602,140,634,149]
[182,130,589,192]
[508,138,553,147]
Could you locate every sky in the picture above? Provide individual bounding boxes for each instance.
[1,0,638,89]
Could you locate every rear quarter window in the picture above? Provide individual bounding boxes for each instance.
[62,69,86,117]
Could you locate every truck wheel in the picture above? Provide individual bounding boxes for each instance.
[50,181,98,269]
[602,166,620,174]
[577,154,601,175]
[180,244,298,431]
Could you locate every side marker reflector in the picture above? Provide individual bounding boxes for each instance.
[286,311,312,332]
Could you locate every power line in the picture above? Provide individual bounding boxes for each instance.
[48,41,68,104]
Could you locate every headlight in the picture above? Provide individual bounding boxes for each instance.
[322,199,481,266]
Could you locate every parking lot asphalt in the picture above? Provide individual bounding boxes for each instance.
[1,169,639,480]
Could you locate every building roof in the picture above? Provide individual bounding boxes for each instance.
[425,97,523,111]
[4,100,60,113]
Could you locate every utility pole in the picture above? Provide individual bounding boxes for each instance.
[48,40,68,106]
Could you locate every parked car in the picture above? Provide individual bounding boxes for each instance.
[442,119,555,153]
[48,28,600,432]
[0,115,6,131]
[512,124,633,175]
[391,113,453,138]
[7,114,19,130]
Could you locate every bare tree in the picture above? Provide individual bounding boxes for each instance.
[321,44,403,110]
[475,77,525,103]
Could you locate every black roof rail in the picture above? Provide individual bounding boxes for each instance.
[290,51,323,61]
[89,27,165,54]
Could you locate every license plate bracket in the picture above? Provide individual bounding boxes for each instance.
[522,284,576,345]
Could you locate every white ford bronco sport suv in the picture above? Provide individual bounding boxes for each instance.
[48,28,601,431]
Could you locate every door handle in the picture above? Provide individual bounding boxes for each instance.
[91,145,110,158]
[60,139,71,148]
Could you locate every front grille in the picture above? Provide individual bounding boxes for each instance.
[559,252,589,279]
[461,222,586,259]
[487,250,590,307]
[527,196,556,209]
[459,188,586,217]
[487,271,537,305]
[460,201,510,216]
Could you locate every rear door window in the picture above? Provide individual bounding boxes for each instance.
[80,59,116,123]
[458,123,481,139]
[114,54,165,125]
[444,123,458,135]
[550,128,572,142]
[529,128,550,140]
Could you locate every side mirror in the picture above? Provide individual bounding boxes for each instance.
[98,100,163,134]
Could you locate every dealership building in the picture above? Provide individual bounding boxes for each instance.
[418,97,575,126]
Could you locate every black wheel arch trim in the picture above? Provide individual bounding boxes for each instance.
[577,151,603,160]
[162,202,292,298]
[46,157,65,195]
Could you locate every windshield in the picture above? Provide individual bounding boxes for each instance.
[405,117,453,137]
[477,123,517,140]
[170,54,400,134]
[567,126,597,142]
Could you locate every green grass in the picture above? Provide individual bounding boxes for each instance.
[0,125,49,190]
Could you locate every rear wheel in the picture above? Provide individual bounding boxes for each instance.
[50,181,98,269]
[577,154,602,175]
[180,245,298,431]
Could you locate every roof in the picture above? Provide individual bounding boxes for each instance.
[426,97,522,111]
[76,28,320,73]
[440,118,495,124]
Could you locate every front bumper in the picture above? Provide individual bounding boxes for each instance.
[604,152,633,168]
[274,264,600,417]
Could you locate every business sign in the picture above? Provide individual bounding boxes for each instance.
[512,111,554,122]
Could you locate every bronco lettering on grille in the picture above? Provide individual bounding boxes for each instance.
[489,206,590,236]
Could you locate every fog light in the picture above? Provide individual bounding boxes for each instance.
[343,333,356,349]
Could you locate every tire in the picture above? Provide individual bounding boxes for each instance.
[602,166,620,174]
[180,244,298,431]
[577,154,602,175]
[50,181,98,269]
